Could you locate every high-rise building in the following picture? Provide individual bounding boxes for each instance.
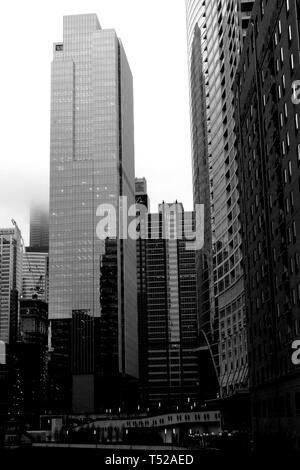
[0,227,23,346]
[22,250,49,303]
[235,0,300,451]
[49,14,138,413]
[135,178,149,404]
[16,299,48,416]
[29,204,49,251]
[135,177,149,210]
[185,1,254,414]
[137,201,202,407]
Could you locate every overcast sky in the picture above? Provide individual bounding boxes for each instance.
[0,0,192,244]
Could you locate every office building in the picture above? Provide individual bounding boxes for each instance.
[49,14,138,413]
[135,177,150,210]
[135,178,149,404]
[22,250,49,302]
[235,0,300,451]
[16,299,48,416]
[29,204,49,251]
[137,201,202,407]
[0,227,23,346]
[185,1,253,419]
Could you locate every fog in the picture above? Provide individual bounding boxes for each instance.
[0,0,192,245]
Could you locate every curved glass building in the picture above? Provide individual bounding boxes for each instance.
[186,0,254,399]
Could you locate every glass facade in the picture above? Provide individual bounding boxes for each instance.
[49,14,138,412]
[186,0,254,397]
[0,227,22,345]
[29,204,49,251]
[137,203,201,406]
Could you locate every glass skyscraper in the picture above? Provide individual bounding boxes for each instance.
[0,227,22,346]
[136,201,203,407]
[29,203,49,251]
[186,0,254,404]
[49,14,138,413]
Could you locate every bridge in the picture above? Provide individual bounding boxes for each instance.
[70,410,221,445]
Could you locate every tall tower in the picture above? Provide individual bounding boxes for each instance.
[0,227,22,346]
[49,14,138,413]
[185,0,254,408]
[137,202,201,407]
[235,0,300,450]
[29,204,49,251]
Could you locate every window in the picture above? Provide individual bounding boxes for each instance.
[292,289,296,305]
[293,221,297,239]
[291,191,294,210]
[280,113,284,128]
[290,257,294,274]
[280,48,284,64]
[288,160,292,179]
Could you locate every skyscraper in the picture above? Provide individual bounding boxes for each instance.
[185,1,253,415]
[0,227,22,346]
[49,14,138,413]
[29,204,49,251]
[22,250,49,302]
[235,0,300,451]
[135,177,150,210]
[137,201,202,407]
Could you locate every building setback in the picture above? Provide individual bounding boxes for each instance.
[49,14,138,413]
[235,0,300,451]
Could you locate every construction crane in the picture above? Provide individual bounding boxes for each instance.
[11,219,44,300]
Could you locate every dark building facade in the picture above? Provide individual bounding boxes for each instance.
[137,201,203,408]
[135,178,149,405]
[16,299,48,417]
[235,0,300,450]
